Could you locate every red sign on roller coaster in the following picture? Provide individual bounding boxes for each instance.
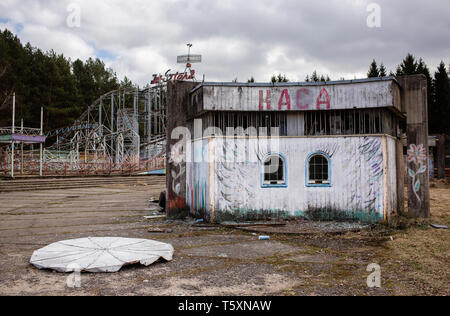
[151,44,202,85]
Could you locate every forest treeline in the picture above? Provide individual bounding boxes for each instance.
[0,29,134,131]
[367,55,450,135]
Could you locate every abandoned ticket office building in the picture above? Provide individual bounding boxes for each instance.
[167,76,428,224]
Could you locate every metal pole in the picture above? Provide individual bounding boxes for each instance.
[11,93,15,178]
[148,92,152,159]
[111,93,114,163]
[21,119,23,175]
[40,107,43,177]
[99,98,103,137]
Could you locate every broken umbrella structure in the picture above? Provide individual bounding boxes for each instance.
[30,237,174,273]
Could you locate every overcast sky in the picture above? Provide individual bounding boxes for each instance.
[1,0,449,86]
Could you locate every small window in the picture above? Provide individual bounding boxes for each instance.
[262,154,287,187]
[307,153,331,186]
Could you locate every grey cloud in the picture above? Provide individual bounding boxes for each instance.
[1,0,449,85]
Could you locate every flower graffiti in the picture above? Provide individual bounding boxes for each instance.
[169,142,186,196]
[407,144,427,165]
[407,144,427,204]
[169,143,186,166]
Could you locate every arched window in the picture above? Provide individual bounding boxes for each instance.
[262,154,287,187]
[307,152,331,186]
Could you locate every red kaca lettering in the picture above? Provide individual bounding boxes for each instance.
[278,89,291,110]
[259,90,271,110]
[316,88,330,109]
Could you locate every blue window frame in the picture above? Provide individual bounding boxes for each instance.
[261,153,288,188]
[306,152,332,187]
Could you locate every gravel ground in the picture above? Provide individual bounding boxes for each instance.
[0,177,448,296]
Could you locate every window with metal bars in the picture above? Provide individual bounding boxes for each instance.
[307,153,331,186]
[304,109,399,137]
[262,154,287,187]
[199,112,287,137]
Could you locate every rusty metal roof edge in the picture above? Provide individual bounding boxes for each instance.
[189,76,398,94]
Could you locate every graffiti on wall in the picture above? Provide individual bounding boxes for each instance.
[343,140,362,207]
[216,139,257,212]
[259,88,331,110]
[168,142,186,209]
[187,141,210,218]
[354,137,383,213]
[407,144,427,205]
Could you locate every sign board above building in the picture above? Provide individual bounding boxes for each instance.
[151,70,196,85]
[190,78,402,113]
[177,54,202,64]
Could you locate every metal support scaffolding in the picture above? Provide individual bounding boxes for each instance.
[38,84,168,175]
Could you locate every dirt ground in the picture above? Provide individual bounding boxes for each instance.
[0,176,448,296]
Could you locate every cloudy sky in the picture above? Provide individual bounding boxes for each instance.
[1,0,449,86]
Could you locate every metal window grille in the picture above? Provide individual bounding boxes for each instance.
[264,155,285,185]
[308,154,329,184]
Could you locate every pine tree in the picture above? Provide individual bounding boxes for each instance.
[396,53,418,75]
[379,63,387,77]
[271,74,289,83]
[432,62,450,134]
[367,59,380,78]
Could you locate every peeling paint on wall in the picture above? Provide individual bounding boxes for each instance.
[186,136,396,223]
[359,137,383,213]
[197,80,399,112]
[215,139,257,213]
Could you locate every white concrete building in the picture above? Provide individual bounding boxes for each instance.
[176,78,406,223]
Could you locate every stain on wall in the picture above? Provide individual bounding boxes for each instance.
[187,138,211,220]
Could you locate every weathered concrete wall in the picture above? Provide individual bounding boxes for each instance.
[385,136,401,220]
[190,79,401,115]
[186,135,399,223]
[166,81,199,220]
[397,75,430,218]
[186,138,212,220]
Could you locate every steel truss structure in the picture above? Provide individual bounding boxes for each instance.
[0,84,167,177]
[44,84,168,173]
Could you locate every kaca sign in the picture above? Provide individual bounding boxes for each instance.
[151,69,195,85]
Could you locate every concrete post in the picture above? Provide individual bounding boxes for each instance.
[398,75,430,218]
[166,81,198,220]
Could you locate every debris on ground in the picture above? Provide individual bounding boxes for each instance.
[148,227,174,233]
[235,220,369,235]
[259,236,270,240]
[430,224,449,229]
[221,221,286,228]
[144,215,166,220]
[30,237,174,273]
